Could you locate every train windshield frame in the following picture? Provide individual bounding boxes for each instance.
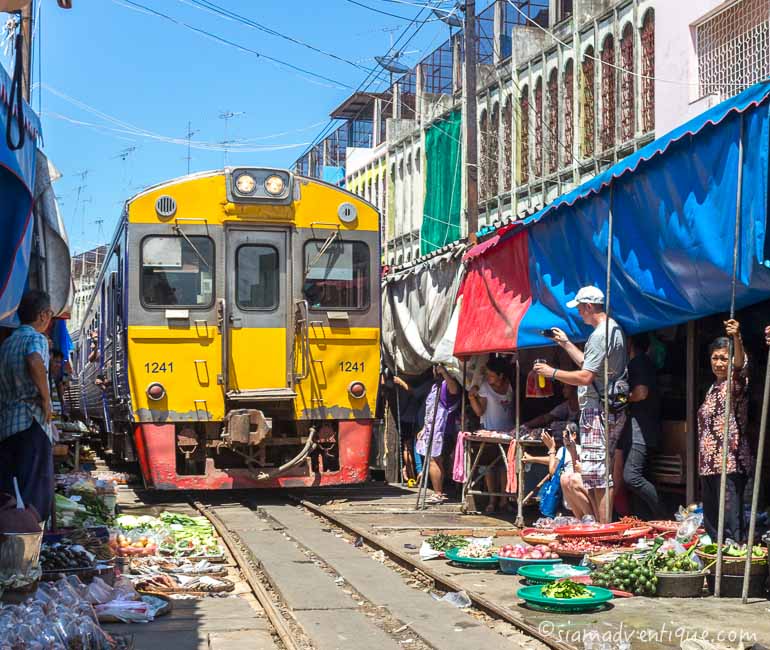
[303,239,370,311]
[140,235,215,308]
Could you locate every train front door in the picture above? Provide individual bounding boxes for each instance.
[223,228,292,398]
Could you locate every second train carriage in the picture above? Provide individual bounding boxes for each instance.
[76,167,381,489]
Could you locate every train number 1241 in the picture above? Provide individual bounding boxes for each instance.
[145,362,174,373]
[339,361,364,372]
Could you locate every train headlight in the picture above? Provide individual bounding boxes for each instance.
[147,382,166,401]
[348,381,366,399]
[234,172,258,196]
[264,175,285,196]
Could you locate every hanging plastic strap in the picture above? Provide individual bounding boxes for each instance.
[5,17,25,152]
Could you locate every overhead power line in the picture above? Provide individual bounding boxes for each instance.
[111,0,355,89]
[178,0,376,74]
[295,0,441,166]
[342,0,453,23]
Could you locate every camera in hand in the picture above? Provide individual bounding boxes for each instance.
[540,328,557,339]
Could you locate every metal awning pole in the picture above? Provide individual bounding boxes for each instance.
[604,187,614,524]
[461,359,468,433]
[515,357,524,527]
[393,352,403,484]
[715,112,744,598]
[742,355,769,603]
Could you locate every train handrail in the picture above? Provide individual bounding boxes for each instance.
[217,298,229,389]
[294,299,310,381]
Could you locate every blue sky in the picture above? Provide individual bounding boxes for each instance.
[5,0,455,254]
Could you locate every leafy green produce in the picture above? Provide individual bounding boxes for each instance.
[542,580,591,599]
[699,543,766,558]
[425,534,470,552]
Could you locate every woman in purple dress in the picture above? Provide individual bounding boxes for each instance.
[416,365,461,503]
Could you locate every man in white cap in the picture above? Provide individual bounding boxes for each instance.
[533,286,628,523]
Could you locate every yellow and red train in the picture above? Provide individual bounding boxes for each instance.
[74,167,381,489]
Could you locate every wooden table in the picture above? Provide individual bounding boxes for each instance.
[461,433,549,525]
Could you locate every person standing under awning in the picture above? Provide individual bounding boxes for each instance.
[533,286,628,524]
[697,320,752,543]
[0,290,54,523]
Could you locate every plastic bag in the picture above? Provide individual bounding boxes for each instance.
[109,528,161,557]
[526,362,554,398]
[676,513,703,541]
[432,590,472,608]
[95,599,154,623]
[419,541,442,561]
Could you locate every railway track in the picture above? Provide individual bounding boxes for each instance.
[190,494,557,650]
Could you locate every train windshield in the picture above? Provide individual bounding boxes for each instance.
[236,244,279,310]
[303,240,369,310]
[141,235,214,307]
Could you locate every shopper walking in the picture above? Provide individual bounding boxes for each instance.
[0,291,54,523]
[533,286,628,523]
[622,333,662,519]
[698,319,751,542]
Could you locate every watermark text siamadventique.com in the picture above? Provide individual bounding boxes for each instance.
[537,621,759,646]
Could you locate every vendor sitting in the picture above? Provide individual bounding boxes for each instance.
[523,384,579,429]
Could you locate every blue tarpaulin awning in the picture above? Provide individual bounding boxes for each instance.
[456,80,770,353]
[0,63,41,327]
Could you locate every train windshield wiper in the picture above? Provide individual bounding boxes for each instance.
[173,223,210,270]
[304,229,340,281]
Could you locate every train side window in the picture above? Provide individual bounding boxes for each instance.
[303,240,369,310]
[236,244,279,310]
[141,235,214,308]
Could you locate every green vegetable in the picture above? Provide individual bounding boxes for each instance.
[425,534,470,552]
[591,552,657,596]
[542,580,591,599]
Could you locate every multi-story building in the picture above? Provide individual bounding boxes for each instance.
[295,0,770,267]
[69,245,108,335]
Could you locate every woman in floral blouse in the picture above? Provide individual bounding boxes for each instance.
[697,319,752,542]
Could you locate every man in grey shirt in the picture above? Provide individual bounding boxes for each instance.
[534,286,628,523]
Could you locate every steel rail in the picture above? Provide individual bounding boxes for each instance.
[192,500,301,650]
[294,497,577,650]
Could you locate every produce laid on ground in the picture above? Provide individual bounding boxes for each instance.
[109,532,158,557]
[133,573,234,595]
[654,547,700,573]
[697,543,767,559]
[456,541,496,559]
[548,538,606,556]
[590,553,658,596]
[498,544,560,560]
[542,579,592,599]
[66,528,114,561]
[56,493,113,528]
[41,542,96,573]
[111,511,223,558]
[129,557,228,576]
[424,534,470,552]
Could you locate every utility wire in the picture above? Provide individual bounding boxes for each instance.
[342,0,444,23]
[43,111,312,152]
[295,1,440,167]
[111,0,355,89]
[179,0,376,73]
